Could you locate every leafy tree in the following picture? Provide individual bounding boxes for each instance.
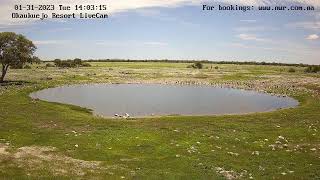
[32,56,41,64]
[74,58,82,66]
[53,59,62,67]
[0,32,36,82]
[54,58,91,68]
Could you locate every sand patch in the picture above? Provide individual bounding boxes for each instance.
[0,144,9,155]
[0,143,121,177]
[215,167,249,180]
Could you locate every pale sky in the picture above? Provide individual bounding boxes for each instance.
[0,0,319,64]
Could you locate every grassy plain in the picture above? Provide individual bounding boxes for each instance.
[0,62,319,179]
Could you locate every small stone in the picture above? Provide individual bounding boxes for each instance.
[75,144,78,148]
[252,151,260,155]
[227,152,239,156]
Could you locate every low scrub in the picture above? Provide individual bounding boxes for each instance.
[53,58,91,68]
[188,62,203,69]
[45,63,55,68]
[305,65,320,73]
[288,68,296,73]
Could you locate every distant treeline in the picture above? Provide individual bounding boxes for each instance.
[43,59,319,67]
[42,59,320,72]
[80,59,317,67]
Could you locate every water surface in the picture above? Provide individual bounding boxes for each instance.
[30,84,298,117]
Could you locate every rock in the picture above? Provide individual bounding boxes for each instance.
[227,152,239,156]
[252,151,260,155]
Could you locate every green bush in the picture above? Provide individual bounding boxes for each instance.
[190,62,203,69]
[305,66,320,73]
[53,58,91,68]
[60,60,77,68]
[82,62,92,67]
[46,63,55,67]
[74,58,82,66]
[24,65,32,69]
[288,68,296,73]
[11,63,24,69]
[53,59,62,67]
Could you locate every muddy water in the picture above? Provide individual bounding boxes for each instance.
[30,84,299,117]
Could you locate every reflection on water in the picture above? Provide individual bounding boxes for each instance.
[30,84,299,117]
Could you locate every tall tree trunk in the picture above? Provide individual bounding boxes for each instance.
[0,64,8,83]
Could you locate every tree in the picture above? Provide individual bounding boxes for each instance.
[53,59,62,67]
[32,56,41,64]
[74,58,82,66]
[0,32,36,82]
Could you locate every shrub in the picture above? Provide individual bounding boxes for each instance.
[24,65,32,69]
[82,62,91,67]
[53,59,62,67]
[288,68,296,73]
[190,62,203,69]
[11,63,24,69]
[53,58,91,68]
[305,66,320,73]
[74,58,82,66]
[46,63,55,67]
[215,66,219,69]
[59,60,76,68]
